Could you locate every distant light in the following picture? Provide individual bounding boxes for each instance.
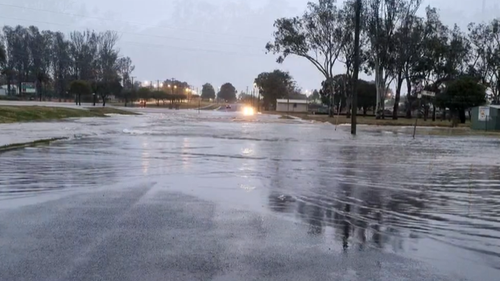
[243,106,254,116]
[167,84,171,88]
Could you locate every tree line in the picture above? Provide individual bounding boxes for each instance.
[266,0,497,123]
[252,69,377,113]
[0,25,135,106]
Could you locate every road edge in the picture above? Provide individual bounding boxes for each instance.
[0,137,69,154]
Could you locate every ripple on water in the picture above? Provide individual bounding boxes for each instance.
[1,111,499,281]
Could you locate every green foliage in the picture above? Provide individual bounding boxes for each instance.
[309,90,320,101]
[0,44,5,66]
[70,80,91,97]
[201,83,216,100]
[358,80,377,114]
[266,0,345,80]
[0,25,133,101]
[136,87,187,105]
[217,83,237,102]
[436,76,487,112]
[137,87,152,100]
[255,70,297,110]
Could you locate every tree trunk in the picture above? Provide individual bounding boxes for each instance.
[459,109,466,123]
[7,79,11,96]
[345,97,351,118]
[432,105,436,121]
[363,107,367,116]
[405,77,412,118]
[375,62,384,119]
[393,73,403,120]
[37,79,43,101]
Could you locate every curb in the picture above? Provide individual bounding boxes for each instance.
[0,137,68,154]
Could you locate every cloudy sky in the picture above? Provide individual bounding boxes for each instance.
[0,0,498,94]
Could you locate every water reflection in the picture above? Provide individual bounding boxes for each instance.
[141,139,150,175]
[0,138,119,195]
[1,110,500,280]
[267,138,500,276]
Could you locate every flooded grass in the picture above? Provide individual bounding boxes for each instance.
[0,106,137,123]
[0,137,68,153]
[285,113,470,128]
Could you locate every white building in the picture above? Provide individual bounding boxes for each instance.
[276,99,308,113]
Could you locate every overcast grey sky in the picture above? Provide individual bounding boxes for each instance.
[0,0,498,93]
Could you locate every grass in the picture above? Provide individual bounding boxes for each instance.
[0,106,137,123]
[0,137,68,153]
[86,107,139,115]
[283,112,470,128]
[130,100,216,110]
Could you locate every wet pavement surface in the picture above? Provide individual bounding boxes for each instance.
[1,109,499,281]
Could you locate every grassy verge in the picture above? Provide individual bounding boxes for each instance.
[0,106,137,123]
[279,112,470,128]
[0,137,68,153]
[126,101,216,110]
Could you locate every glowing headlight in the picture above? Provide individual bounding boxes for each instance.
[243,106,254,116]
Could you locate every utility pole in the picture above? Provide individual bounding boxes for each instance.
[249,86,252,108]
[129,76,136,107]
[351,0,362,135]
[197,87,200,113]
[257,88,261,113]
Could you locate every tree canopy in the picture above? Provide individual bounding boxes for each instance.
[254,70,298,110]
[201,83,216,100]
[266,0,500,122]
[436,76,487,122]
[0,25,135,104]
[69,80,91,105]
[218,83,237,102]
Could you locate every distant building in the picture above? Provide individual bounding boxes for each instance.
[276,99,308,113]
[471,105,500,131]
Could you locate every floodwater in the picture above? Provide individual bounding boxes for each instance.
[0,109,499,281]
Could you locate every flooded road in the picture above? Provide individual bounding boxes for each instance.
[1,110,499,281]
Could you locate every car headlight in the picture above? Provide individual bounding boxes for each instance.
[243,106,254,116]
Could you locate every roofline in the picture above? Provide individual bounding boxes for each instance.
[276,99,308,104]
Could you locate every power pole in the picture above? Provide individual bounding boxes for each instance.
[248,86,251,107]
[197,87,200,113]
[351,0,362,135]
[257,88,261,113]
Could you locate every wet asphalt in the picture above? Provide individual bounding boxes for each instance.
[0,109,499,281]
